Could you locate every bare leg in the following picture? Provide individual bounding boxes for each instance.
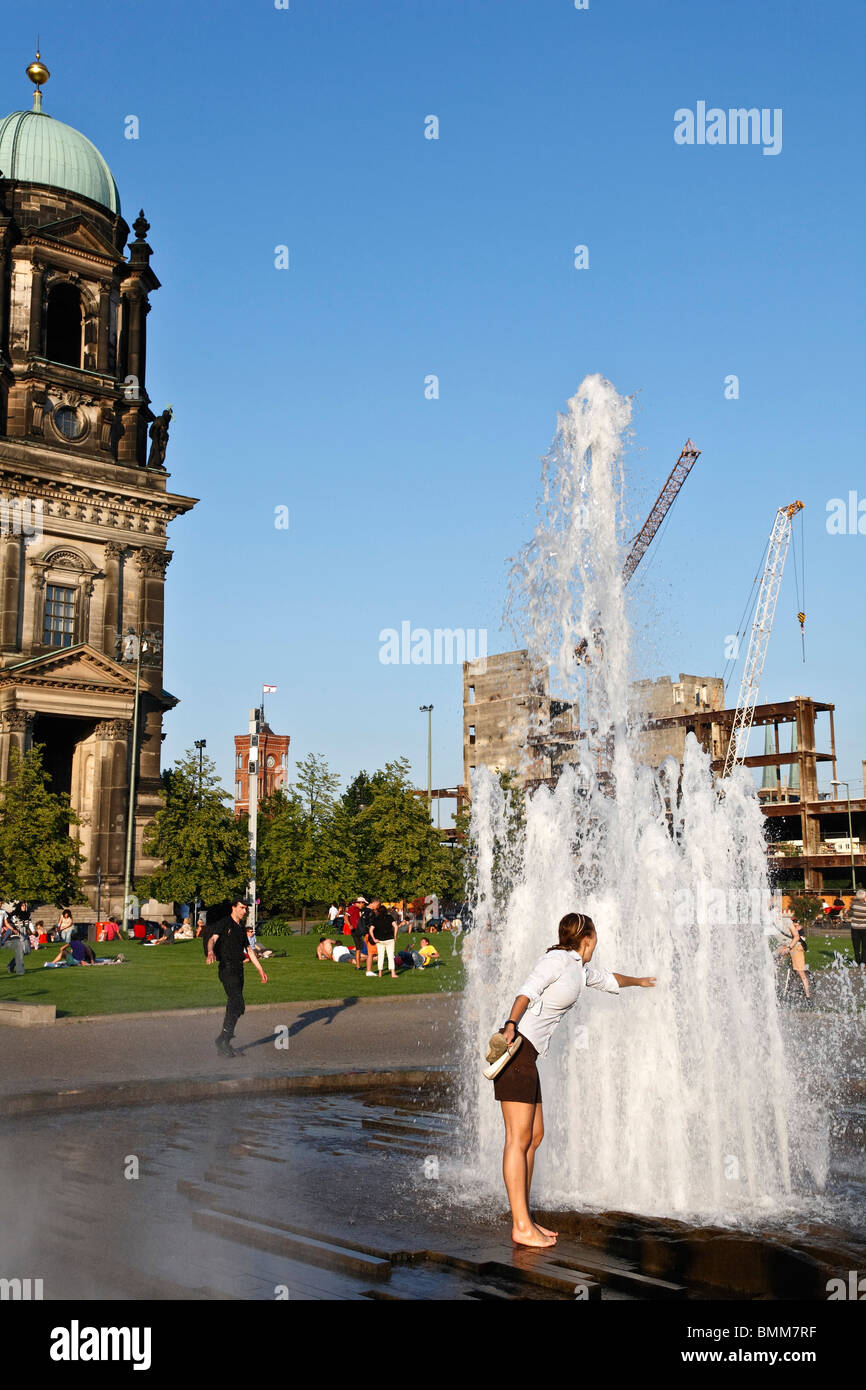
[795,965,810,998]
[525,1105,558,1238]
[501,1101,556,1247]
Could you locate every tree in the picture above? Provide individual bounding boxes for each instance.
[294,752,340,821]
[786,893,825,930]
[256,787,310,914]
[354,758,452,900]
[138,748,248,906]
[0,745,84,904]
[258,755,358,916]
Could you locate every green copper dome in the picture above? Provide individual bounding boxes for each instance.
[0,109,120,214]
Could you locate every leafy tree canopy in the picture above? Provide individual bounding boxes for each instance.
[138,747,248,906]
[0,744,84,904]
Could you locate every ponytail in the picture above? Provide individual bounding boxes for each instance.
[547,911,597,953]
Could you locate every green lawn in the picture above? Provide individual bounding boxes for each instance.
[0,932,465,1019]
[803,934,855,971]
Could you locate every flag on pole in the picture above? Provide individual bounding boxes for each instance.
[262,684,277,693]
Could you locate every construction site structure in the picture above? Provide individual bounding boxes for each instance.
[721,500,804,780]
[463,650,581,792]
[622,440,701,585]
[644,695,863,893]
[410,784,468,844]
[631,674,726,766]
[462,657,726,795]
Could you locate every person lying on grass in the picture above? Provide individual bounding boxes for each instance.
[43,940,126,967]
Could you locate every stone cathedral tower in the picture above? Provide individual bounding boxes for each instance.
[0,55,196,914]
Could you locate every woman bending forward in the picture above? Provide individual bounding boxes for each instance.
[495,912,656,1249]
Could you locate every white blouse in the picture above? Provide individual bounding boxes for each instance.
[515,948,619,1057]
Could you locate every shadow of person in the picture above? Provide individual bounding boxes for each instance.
[236,996,360,1051]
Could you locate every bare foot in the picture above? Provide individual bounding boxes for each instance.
[534,1223,559,1238]
[512,1223,556,1248]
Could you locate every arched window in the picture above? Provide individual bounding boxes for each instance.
[45,283,83,367]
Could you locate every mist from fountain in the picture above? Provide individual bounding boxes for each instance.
[457,374,839,1225]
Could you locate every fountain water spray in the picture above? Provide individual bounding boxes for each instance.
[459,374,832,1223]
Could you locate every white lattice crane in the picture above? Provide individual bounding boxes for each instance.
[720,500,804,780]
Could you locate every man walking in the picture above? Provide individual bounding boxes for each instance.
[206,896,268,1057]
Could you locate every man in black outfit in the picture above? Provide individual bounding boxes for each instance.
[206,896,268,1056]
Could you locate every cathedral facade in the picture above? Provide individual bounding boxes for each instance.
[0,57,196,914]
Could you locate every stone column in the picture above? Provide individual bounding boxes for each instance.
[28,261,44,356]
[0,709,34,782]
[121,548,142,639]
[84,719,133,906]
[136,548,169,623]
[0,535,23,651]
[125,286,144,386]
[97,286,111,373]
[102,542,124,656]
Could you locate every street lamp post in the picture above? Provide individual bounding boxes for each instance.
[117,629,161,938]
[194,739,206,807]
[248,706,262,934]
[830,779,857,892]
[193,738,207,928]
[420,704,433,815]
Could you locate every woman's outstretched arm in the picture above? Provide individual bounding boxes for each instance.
[612,973,656,988]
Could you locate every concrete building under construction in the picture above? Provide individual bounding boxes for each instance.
[462,650,580,791]
[462,658,724,791]
[644,694,864,893]
[462,651,863,894]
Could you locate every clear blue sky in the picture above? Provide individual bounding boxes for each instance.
[5,0,864,803]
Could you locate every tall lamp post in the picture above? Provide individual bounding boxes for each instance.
[830,779,857,892]
[117,628,161,938]
[194,739,206,806]
[248,705,263,935]
[420,704,433,816]
[193,738,207,928]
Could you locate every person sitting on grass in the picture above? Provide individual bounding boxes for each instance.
[149,919,176,945]
[412,937,441,969]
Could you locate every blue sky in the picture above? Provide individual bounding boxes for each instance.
[5,0,864,804]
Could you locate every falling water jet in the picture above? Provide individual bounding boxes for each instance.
[456,373,839,1226]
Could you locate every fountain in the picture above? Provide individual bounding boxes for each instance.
[459,373,848,1228]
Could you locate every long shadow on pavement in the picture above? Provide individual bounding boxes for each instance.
[237,996,360,1052]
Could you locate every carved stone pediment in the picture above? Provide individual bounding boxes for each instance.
[0,643,138,695]
[24,216,124,266]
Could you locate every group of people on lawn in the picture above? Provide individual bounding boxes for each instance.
[318,896,442,977]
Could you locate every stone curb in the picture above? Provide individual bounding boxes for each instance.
[0,1066,454,1119]
[10,990,461,1026]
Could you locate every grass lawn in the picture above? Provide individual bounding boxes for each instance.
[802,934,855,971]
[0,932,465,1019]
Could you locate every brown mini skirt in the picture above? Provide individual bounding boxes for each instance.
[494,1036,541,1105]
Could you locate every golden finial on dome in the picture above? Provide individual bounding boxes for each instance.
[26,42,50,112]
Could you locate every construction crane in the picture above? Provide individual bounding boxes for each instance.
[720,500,805,781]
[575,438,702,666]
[622,439,702,585]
